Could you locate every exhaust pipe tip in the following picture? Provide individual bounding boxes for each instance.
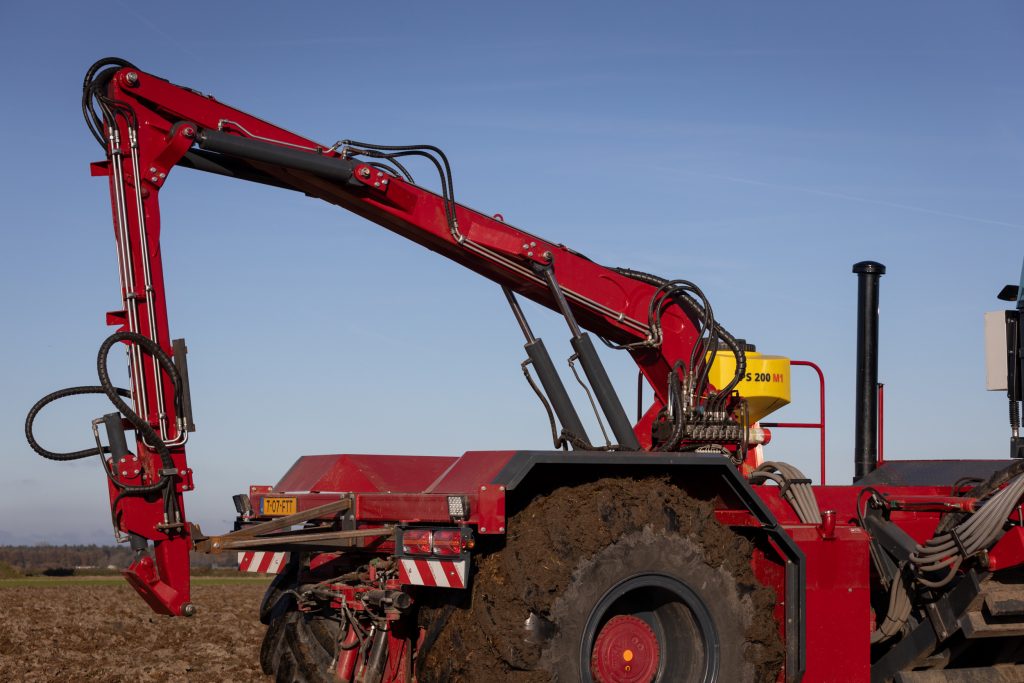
[853,260,886,276]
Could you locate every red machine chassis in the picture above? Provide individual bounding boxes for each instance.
[49,59,1024,682]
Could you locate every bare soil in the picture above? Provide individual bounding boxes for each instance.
[0,581,270,682]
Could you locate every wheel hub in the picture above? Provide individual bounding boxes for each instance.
[590,614,660,683]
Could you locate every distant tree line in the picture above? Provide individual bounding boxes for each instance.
[0,544,238,575]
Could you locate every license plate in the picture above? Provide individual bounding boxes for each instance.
[262,496,297,516]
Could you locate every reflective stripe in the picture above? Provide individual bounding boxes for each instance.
[428,560,449,588]
[401,559,424,585]
[415,559,437,586]
[450,560,466,588]
[397,557,468,588]
[266,552,286,574]
[249,551,266,572]
[237,551,288,574]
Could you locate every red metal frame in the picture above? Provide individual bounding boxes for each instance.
[70,60,1024,682]
[761,360,827,483]
[90,63,765,613]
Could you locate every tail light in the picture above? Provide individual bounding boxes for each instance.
[432,529,466,556]
[401,529,432,555]
[398,527,475,557]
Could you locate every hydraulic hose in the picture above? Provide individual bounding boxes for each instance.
[937,458,1024,533]
[27,331,184,503]
[870,567,912,644]
[750,462,822,524]
[910,473,1024,587]
[96,331,181,472]
[26,385,131,461]
[82,57,136,147]
[655,361,687,452]
[614,267,746,403]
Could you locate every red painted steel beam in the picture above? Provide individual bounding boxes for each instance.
[106,66,706,440]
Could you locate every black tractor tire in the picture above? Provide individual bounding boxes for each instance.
[259,577,340,683]
[418,476,782,682]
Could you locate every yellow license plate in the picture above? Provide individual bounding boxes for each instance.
[262,496,297,516]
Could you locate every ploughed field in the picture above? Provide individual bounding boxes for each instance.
[0,578,270,681]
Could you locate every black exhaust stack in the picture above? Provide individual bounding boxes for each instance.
[853,261,885,481]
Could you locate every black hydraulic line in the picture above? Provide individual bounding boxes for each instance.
[852,261,885,482]
[655,361,687,452]
[197,129,357,185]
[27,331,187,528]
[82,58,136,147]
[614,267,747,406]
[365,161,412,183]
[26,385,131,461]
[96,331,180,472]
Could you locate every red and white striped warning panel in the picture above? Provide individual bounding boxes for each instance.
[397,558,467,589]
[237,551,289,574]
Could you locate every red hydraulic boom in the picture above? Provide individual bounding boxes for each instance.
[51,59,753,617]
[27,58,1024,682]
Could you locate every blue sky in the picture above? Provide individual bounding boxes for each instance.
[1,2,1022,544]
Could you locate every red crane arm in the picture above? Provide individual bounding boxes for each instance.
[87,61,734,615]
[100,63,714,424]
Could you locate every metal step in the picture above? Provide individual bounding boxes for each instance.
[984,586,1024,618]
[959,579,1024,639]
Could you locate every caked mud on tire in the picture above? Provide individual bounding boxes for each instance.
[261,589,340,683]
[418,476,783,682]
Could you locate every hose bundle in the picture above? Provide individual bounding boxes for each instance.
[871,567,912,644]
[612,268,747,452]
[910,473,1024,588]
[863,468,1024,644]
[749,461,822,524]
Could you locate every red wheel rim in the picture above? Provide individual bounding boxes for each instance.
[590,614,660,683]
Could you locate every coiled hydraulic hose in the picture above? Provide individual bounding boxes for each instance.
[27,331,183,504]
[26,385,131,461]
[96,331,180,472]
[613,267,747,451]
[614,267,747,402]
